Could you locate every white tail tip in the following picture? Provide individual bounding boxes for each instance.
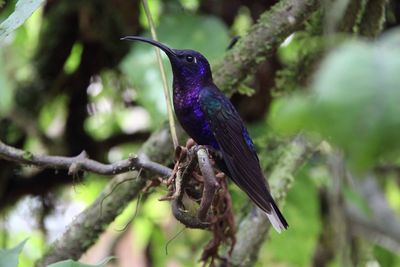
[265,205,287,233]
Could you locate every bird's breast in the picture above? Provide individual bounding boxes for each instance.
[173,90,219,149]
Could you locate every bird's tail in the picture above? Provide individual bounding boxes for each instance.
[216,158,288,232]
[265,200,288,233]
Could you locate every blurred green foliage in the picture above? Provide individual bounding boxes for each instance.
[231,7,252,36]
[64,43,83,74]
[386,178,400,212]
[270,29,400,171]
[374,245,400,267]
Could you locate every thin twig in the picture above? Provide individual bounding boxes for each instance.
[165,226,186,255]
[115,193,143,232]
[142,0,179,148]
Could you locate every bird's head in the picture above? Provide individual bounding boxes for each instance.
[121,36,213,87]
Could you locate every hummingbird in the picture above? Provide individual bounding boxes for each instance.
[121,36,288,232]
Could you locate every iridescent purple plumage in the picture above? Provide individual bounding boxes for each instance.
[173,88,220,150]
[172,50,220,149]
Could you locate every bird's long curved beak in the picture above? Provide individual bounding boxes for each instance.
[121,36,176,58]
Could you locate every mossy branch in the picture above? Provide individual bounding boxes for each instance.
[359,0,387,38]
[213,0,320,96]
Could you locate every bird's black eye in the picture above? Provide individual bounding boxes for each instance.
[186,55,194,62]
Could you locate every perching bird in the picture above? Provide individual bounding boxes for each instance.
[121,36,288,232]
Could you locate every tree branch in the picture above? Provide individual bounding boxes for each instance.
[346,176,400,251]
[359,0,387,38]
[326,152,353,266]
[36,127,177,267]
[213,0,319,95]
[0,140,171,177]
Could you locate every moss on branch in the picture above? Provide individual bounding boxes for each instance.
[213,0,320,96]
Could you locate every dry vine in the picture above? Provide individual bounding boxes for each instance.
[144,139,236,266]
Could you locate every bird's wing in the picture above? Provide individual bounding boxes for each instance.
[199,87,268,209]
[199,86,288,231]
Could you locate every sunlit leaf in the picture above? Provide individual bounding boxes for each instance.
[47,257,114,267]
[64,42,83,74]
[386,178,400,212]
[0,238,28,267]
[179,0,199,11]
[231,7,252,36]
[0,0,44,40]
[270,29,400,171]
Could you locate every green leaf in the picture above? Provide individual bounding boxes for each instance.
[270,29,400,171]
[374,245,400,267]
[0,0,44,40]
[0,238,28,267]
[64,42,83,74]
[47,257,115,267]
